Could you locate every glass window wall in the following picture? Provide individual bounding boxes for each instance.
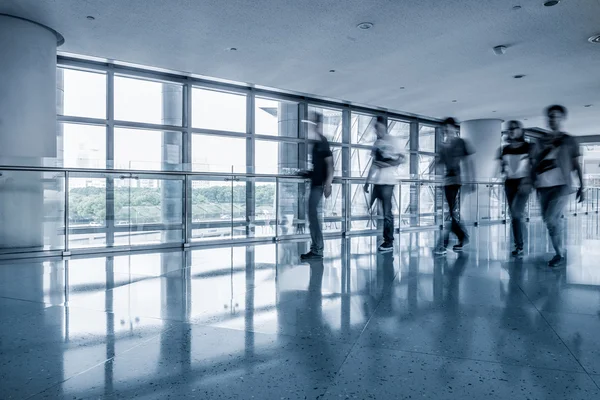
[42,58,450,255]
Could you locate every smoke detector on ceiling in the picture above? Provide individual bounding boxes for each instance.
[493,45,507,55]
[588,34,600,44]
[357,22,374,30]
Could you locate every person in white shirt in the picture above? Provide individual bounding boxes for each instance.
[363,116,405,252]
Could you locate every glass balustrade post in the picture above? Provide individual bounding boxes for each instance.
[275,177,279,241]
[476,183,480,226]
[64,170,69,254]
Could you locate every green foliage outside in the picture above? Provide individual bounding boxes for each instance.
[69,184,276,224]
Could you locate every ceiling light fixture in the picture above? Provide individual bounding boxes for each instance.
[329,69,336,73]
[452,100,457,103]
[492,110,497,113]
[357,22,374,30]
[588,34,600,44]
[400,86,405,90]
[512,5,522,10]
[226,47,237,51]
[543,0,560,6]
[584,104,593,108]
[513,74,526,79]
[86,16,95,20]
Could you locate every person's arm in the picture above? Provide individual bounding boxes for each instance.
[324,156,334,198]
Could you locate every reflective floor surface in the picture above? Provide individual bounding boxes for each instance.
[1,217,600,399]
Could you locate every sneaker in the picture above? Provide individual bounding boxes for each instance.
[300,251,323,261]
[453,237,470,253]
[512,248,524,258]
[378,242,394,253]
[434,246,447,256]
[548,254,565,268]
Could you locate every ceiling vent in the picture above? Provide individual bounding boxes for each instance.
[588,34,600,44]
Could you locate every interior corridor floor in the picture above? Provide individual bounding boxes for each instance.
[1,217,600,399]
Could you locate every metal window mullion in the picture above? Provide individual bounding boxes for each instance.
[342,108,351,233]
[183,80,192,245]
[106,66,115,246]
[410,121,419,227]
[246,90,256,238]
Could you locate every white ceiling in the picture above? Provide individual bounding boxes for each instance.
[2,0,599,135]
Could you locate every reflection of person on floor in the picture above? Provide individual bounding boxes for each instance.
[533,105,584,267]
[435,117,475,255]
[363,116,405,253]
[497,120,534,258]
[300,112,333,261]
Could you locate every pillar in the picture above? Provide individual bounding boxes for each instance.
[459,119,502,225]
[0,14,63,250]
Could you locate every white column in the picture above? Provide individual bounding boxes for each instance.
[459,119,502,224]
[0,15,63,250]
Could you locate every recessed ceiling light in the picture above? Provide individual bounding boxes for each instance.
[512,5,522,10]
[524,118,528,121]
[329,69,336,73]
[226,47,237,51]
[584,104,593,108]
[543,0,559,6]
[452,100,457,103]
[513,74,526,79]
[86,16,95,20]
[357,22,374,30]
[492,110,497,113]
[588,34,600,44]
[400,86,405,90]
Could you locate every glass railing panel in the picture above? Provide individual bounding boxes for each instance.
[254,177,277,238]
[0,169,65,254]
[190,176,235,242]
[68,171,111,249]
[275,177,308,237]
[126,173,184,246]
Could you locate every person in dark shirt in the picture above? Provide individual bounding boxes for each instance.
[533,105,584,267]
[300,112,333,261]
[497,120,534,257]
[434,117,475,255]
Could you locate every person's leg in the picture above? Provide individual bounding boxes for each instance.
[442,185,457,248]
[446,185,467,243]
[544,187,567,258]
[308,186,324,255]
[505,181,520,249]
[511,186,530,250]
[381,185,394,244]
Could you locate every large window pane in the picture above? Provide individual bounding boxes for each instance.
[351,113,376,145]
[418,154,435,178]
[419,125,436,152]
[114,127,182,170]
[62,123,106,168]
[255,98,298,138]
[60,68,106,119]
[255,140,299,174]
[308,106,343,142]
[115,76,183,126]
[192,88,246,132]
[351,148,372,177]
[388,119,410,150]
[192,134,246,173]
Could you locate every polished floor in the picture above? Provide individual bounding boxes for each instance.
[1,217,600,399]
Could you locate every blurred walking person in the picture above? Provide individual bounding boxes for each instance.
[434,117,475,255]
[534,105,584,267]
[300,112,334,261]
[363,116,405,252]
[497,120,534,257]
